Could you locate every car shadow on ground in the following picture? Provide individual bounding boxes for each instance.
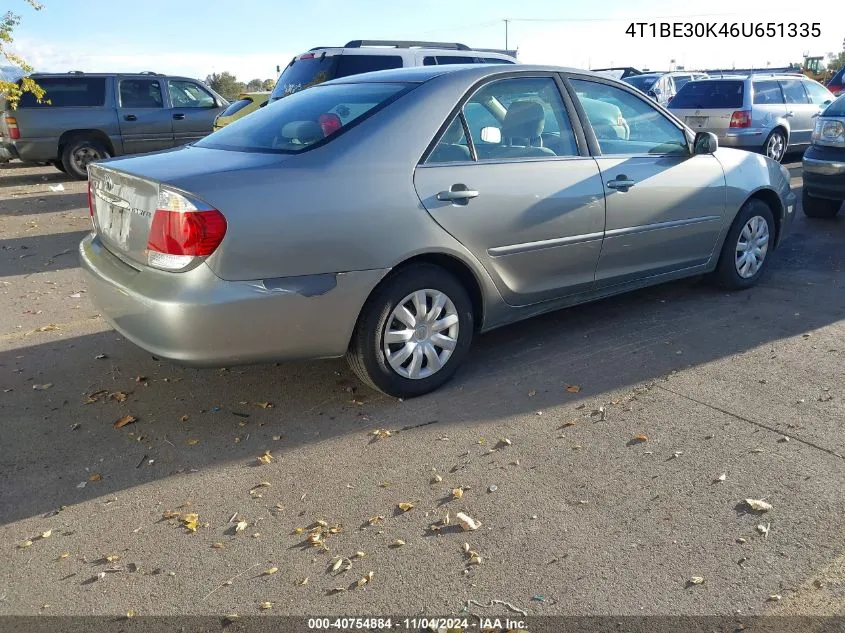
[1,206,844,526]
[0,230,91,277]
[0,163,74,187]
[0,192,88,216]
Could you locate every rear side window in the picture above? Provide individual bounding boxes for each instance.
[196,82,412,154]
[119,79,163,108]
[335,55,403,78]
[779,79,809,104]
[669,80,744,109]
[17,77,106,108]
[221,98,253,117]
[752,81,784,105]
[482,57,514,64]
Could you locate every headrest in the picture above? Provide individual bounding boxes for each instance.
[442,119,465,144]
[281,120,323,143]
[502,100,545,140]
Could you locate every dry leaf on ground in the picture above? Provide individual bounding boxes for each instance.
[88,472,102,482]
[633,434,648,443]
[181,513,200,532]
[259,602,272,610]
[235,521,249,533]
[689,576,705,585]
[391,539,406,548]
[263,567,278,576]
[256,451,273,465]
[397,502,414,512]
[452,488,464,499]
[113,415,137,429]
[456,512,481,531]
[186,439,200,446]
[566,384,582,393]
[745,499,773,512]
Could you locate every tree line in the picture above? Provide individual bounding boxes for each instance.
[204,72,276,101]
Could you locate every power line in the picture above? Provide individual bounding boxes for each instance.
[504,12,746,23]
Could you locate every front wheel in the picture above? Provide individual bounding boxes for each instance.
[346,264,474,398]
[802,189,842,218]
[714,199,775,290]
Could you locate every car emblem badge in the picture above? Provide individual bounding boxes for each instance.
[102,176,114,191]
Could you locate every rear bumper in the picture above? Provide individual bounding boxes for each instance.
[79,233,387,366]
[0,142,18,160]
[715,128,767,150]
[5,138,58,162]
[803,145,845,200]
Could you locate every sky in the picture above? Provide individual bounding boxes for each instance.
[8,0,845,81]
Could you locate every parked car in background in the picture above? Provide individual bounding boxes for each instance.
[0,72,228,179]
[80,64,794,398]
[268,40,517,102]
[827,67,844,97]
[671,71,709,91]
[669,74,835,162]
[213,92,269,131]
[623,72,676,105]
[802,92,845,218]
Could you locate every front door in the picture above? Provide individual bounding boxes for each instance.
[167,79,222,145]
[116,78,174,154]
[413,75,606,306]
[567,77,726,288]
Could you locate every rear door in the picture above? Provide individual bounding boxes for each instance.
[116,77,174,154]
[567,76,726,287]
[167,79,222,145]
[751,79,788,132]
[779,78,814,145]
[413,74,606,306]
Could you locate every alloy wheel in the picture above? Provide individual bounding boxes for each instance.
[765,133,785,162]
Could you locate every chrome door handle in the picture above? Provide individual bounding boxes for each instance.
[784,111,794,118]
[607,176,636,191]
[437,186,479,202]
[811,111,821,118]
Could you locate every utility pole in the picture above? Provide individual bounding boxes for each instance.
[504,19,509,50]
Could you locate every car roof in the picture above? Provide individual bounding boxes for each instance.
[29,72,200,82]
[326,64,601,85]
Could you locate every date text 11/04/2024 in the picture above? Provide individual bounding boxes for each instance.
[306,617,528,630]
[625,22,821,38]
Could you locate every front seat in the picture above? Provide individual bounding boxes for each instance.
[499,100,556,157]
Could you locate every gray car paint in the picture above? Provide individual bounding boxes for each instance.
[80,64,795,367]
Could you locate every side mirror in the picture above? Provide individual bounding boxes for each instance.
[480,126,502,144]
[693,131,718,155]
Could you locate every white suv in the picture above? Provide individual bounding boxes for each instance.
[269,40,517,102]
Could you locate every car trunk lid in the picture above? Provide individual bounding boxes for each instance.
[669,79,746,131]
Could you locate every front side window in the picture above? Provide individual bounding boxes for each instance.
[197,81,411,153]
[570,78,688,155]
[803,80,835,105]
[169,80,215,108]
[753,81,784,105]
[119,79,163,108]
[779,79,809,104]
[455,76,578,160]
[18,78,106,108]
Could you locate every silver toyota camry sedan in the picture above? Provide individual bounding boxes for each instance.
[80,64,796,398]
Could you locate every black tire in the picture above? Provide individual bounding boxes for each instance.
[762,128,787,163]
[802,189,842,219]
[346,264,474,398]
[61,137,109,180]
[714,198,776,290]
[51,160,66,174]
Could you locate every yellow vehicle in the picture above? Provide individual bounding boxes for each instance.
[802,55,833,84]
[212,92,270,131]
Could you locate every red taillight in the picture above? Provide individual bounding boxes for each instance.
[147,209,227,257]
[729,110,752,128]
[87,180,94,218]
[318,113,342,136]
[5,116,20,140]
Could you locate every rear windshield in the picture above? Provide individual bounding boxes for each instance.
[669,80,744,109]
[197,82,412,154]
[221,98,253,117]
[18,77,107,107]
[624,75,658,92]
[271,56,339,101]
[270,54,403,101]
[824,94,845,117]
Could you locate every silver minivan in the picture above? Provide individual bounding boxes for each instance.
[669,74,836,162]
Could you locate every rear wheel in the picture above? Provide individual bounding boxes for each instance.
[61,138,109,180]
[714,198,775,290]
[802,189,842,218]
[346,264,474,398]
[763,129,787,163]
